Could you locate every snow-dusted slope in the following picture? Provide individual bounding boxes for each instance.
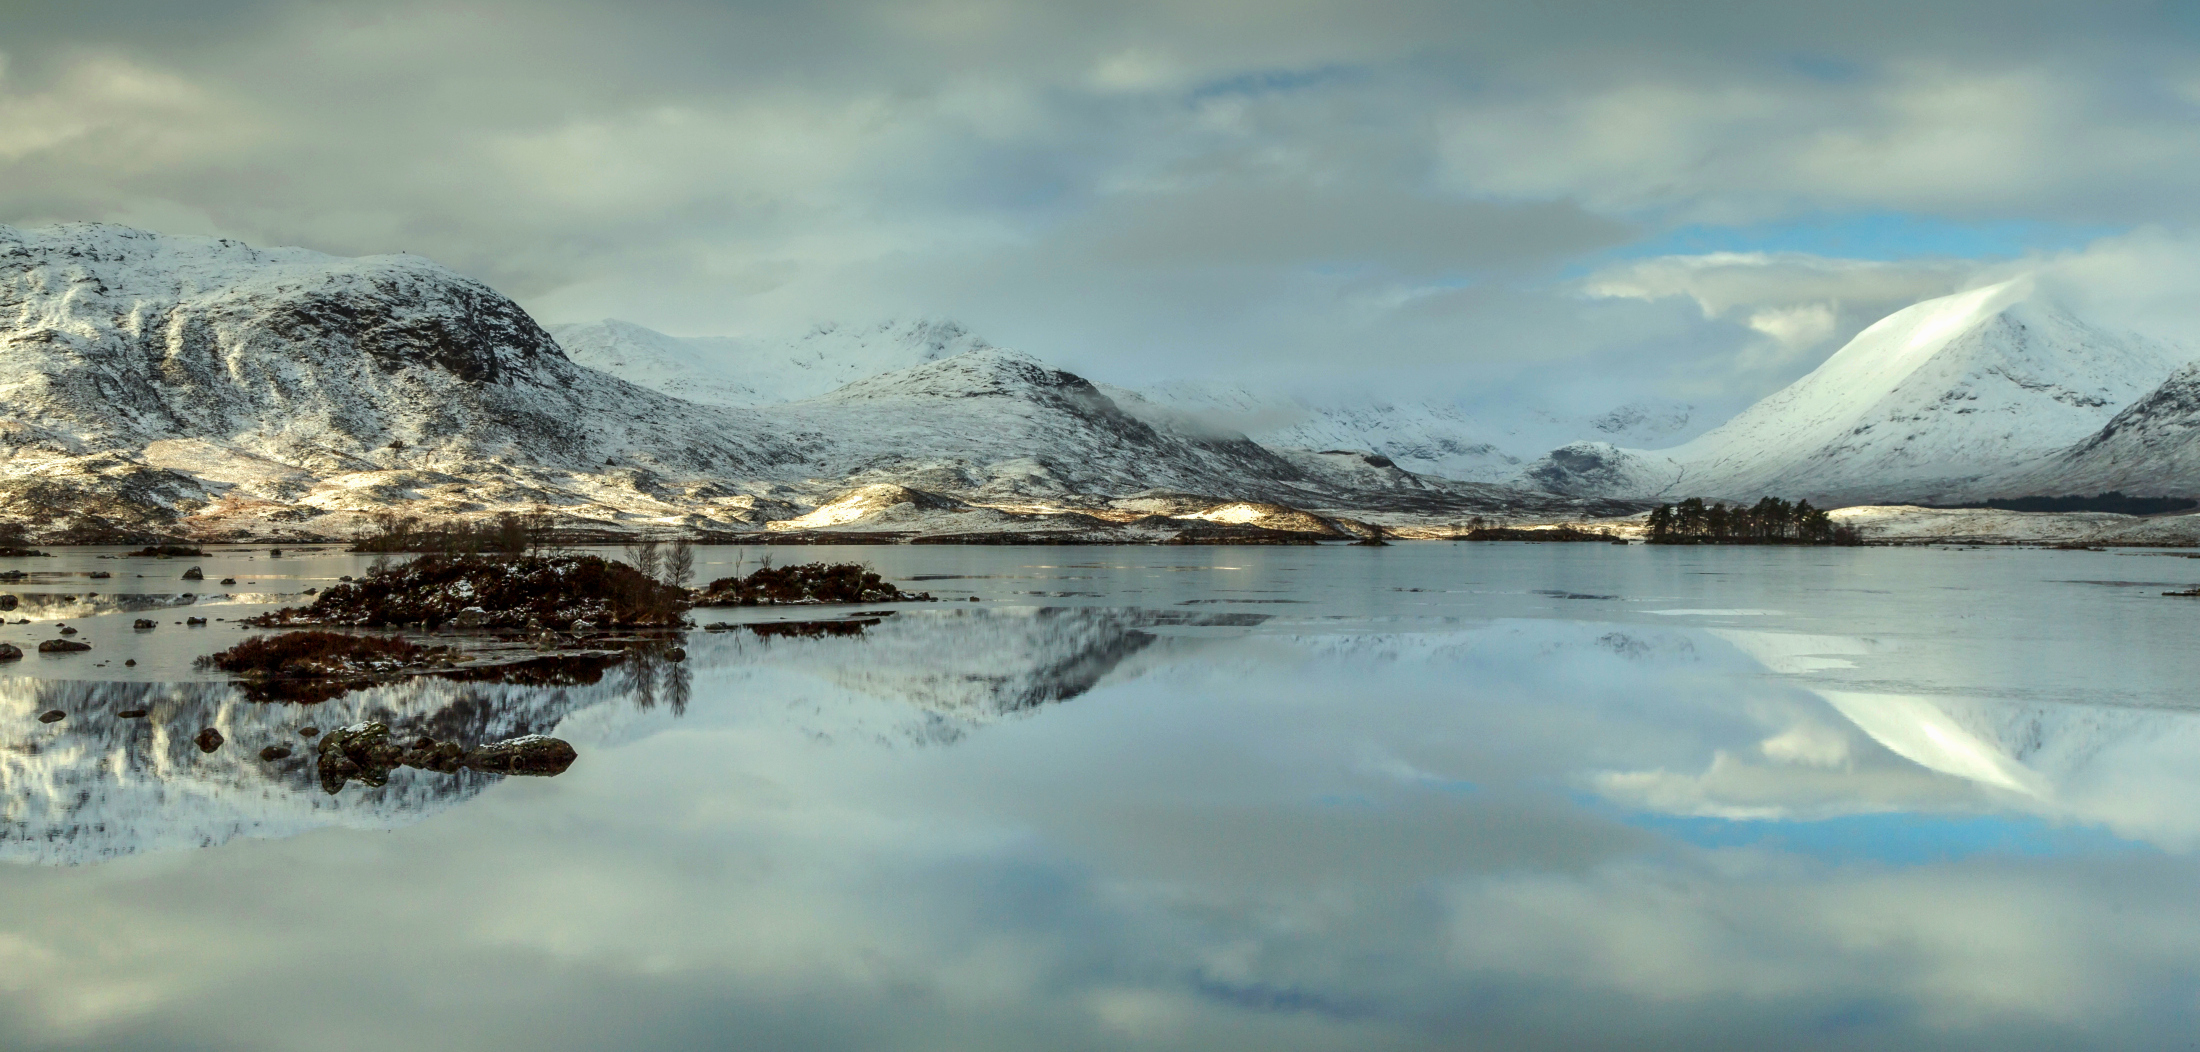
[760,349,1338,504]
[1526,281,2189,503]
[1991,363,2200,497]
[551,319,1693,487]
[1107,382,1694,484]
[0,224,789,487]
[549,318,987,407]
[0,224,1627,537]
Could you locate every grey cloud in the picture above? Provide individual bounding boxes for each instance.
[1082,182,1630,273]
[1,0,2195,412]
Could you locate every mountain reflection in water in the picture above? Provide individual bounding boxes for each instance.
[0,608,1241,865]
[10,549,2200,1051]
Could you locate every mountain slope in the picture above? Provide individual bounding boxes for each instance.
[0,224,1608,536]
[1526,281,2189,502]
[1991,363,2200,496]
[0,224,789,479]
[548,317,987,407]
[760,349,1369,505]
[1106,382,1693,484]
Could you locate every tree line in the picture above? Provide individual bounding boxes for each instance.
[1645,497,1862,545]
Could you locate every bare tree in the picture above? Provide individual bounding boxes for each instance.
[623,537,661,580]
[665,536,695,589]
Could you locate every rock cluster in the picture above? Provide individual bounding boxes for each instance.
[694,563,933,606]
[251,554,688,630]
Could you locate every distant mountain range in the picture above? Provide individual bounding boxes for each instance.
[3,223,2194,542]
[0,224,1617,542]
[557,316,1696,484]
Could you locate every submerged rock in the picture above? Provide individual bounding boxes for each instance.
[464,735,578,776]
[117,708,148,718]
[37,639,90,653]
[133,618,157,630]
[258,745,292,762]
[0,643,21,661]
[194,727,225,753]
[37,709,63,723]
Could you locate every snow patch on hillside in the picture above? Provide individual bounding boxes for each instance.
[549,318,988,406]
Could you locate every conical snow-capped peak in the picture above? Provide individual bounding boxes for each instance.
[1527,279,2189,502]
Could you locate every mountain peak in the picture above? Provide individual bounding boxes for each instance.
[811,347,1081,403]
[1525,280,2188,502]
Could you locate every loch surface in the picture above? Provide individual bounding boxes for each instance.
[3,542,2199,1050]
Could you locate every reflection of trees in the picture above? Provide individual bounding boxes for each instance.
[621,646,691,717]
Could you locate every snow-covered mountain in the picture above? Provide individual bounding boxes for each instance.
[549,318,1695,486]
[0,223,805,535]
[0,224,1600,540]
[1107,382,1694,484]
[548,317,989,407]
[0,224,782,476]
[1525,280,2190,503]
[1990,363,2200,497]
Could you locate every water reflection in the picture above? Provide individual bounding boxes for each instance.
[0,675,619,865]
[7,549,2200,1048]
[702,607,1269,719]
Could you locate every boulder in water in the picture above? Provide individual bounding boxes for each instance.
[464,735,578,776]
[194,727,224,753]
[38,639,90,653]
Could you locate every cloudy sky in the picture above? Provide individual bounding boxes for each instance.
[5,0,2198,421]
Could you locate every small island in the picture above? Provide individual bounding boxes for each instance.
[1646,497,1862,546]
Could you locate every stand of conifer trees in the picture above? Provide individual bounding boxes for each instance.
[1645,497,1862,545]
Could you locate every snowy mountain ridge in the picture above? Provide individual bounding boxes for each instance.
[1525,280,2194,503]
[551,315,1695,484]
[548,317,988,406]
[0,223,1606,540]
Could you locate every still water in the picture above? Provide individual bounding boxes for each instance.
[5,542,2200,1050]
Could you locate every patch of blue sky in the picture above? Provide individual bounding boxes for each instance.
[1613,213,2124,263]
[1619,807,2148,866]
